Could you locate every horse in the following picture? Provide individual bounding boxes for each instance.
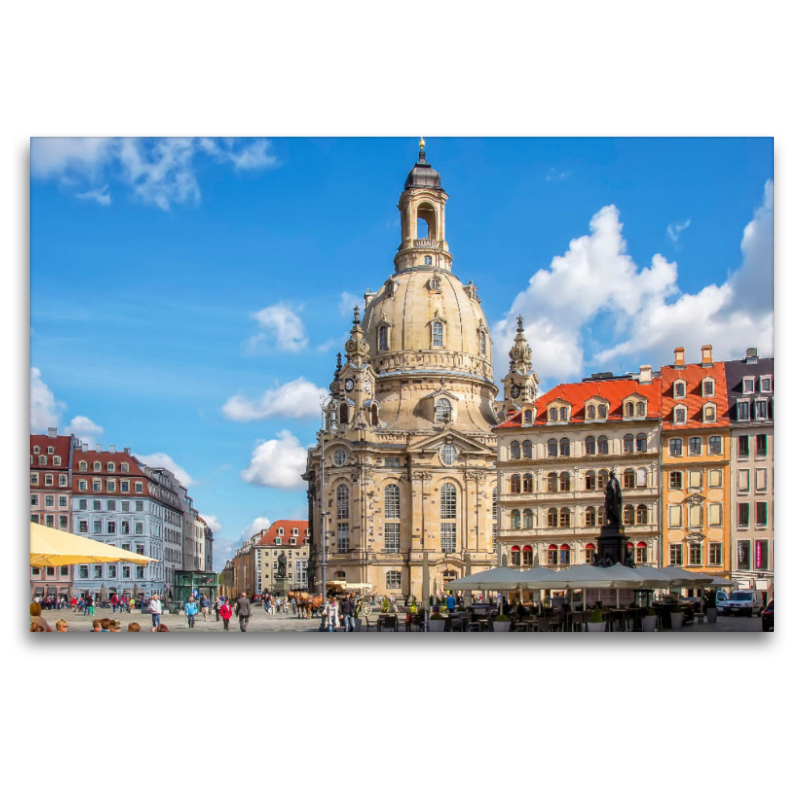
[287,591,323,619]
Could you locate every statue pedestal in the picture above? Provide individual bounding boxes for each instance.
[596,525,630,566]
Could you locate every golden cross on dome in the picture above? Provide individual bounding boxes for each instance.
[419,136,426,161]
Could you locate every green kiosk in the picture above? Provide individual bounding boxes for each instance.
[173,571,219,612]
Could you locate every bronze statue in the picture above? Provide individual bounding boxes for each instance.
[277,552,287,578]
[604,470,622,527]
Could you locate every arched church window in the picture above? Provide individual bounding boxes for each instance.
[371,405,380,427]
[339,403,349,424]
[440,484,457,519]
[379,326,389,351]
[432,320,444,347]
[336,485,349,519]
[435,397,452,423]
[479,329,487,356]
[384,485,400,518]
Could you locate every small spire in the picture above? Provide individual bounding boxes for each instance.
[419,136,426,162]
[516,314,524,333]
[353,305,361,325]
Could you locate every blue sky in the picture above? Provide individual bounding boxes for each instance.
[30,136,774,568]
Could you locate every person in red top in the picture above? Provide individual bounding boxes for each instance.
[219,599,233,630]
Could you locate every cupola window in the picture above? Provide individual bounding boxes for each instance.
[379,325,390,351]
[424,256,433,266]
[432,320,444,347]
[435,398,452,423]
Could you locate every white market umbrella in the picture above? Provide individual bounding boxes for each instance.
[628,565,674,589]
[659,566,711,587]
[445,566,530,592]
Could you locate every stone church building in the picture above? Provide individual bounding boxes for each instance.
[304,141,523,599]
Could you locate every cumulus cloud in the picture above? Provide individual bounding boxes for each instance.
[241,516,272,540]
[545,167,570,182]
[494,181,774,383]
[202,515,223,533]
[64,415,105,448]
[31,137,278,211]
[133,452,194,488]
[247,303,308,353]
[222,377,328,422]
[30,367,64,432]
[667,218,691,243]
[240,431,308,490]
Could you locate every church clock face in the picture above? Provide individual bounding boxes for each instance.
[510,384,521,399]
[345,378,355,392]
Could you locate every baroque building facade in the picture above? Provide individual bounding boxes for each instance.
[495,336,662,570]
[254,520,310,596]
[304,142,498,599]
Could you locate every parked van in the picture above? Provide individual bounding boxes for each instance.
[718,589,763,616]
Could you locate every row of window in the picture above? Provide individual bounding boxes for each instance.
[75,564,145,580]
[735,397,772,422]
[668,436,724,457]
[671,377,717,398]
[77,479,144,493]
[336,483,459,520]
[30,473,69,486]
[31,566,71,577]
[671,403,718,424]
[30,494,68,507]
[734,539,770,571]
[77,499,145,512]
[76,460,131,473]
[737,434,769,458]
[32,445,58,455]
[30,455,63,466]
[668,542,724,567]
[509,434,649,459]
[376,322,490,356]
[508,467,649,494]
[508,542,650,567]
[510,504,650,529]
[30,514,69,529]
[78,519,145,536]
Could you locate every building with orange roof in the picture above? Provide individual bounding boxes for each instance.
[254,520,310,596]
[494,334,663,573]
[660,345,731,577]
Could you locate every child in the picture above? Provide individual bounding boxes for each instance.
[127,622,141,632]
[91,620,104,632]
[155,624,170,632]
[108,620,121,633]
[55,619,69,632]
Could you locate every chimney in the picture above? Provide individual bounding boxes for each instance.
[701,344,713,366]
[95,444,102,452]
[746,347,758,364]
[47,427,57,438]
[108,445,115,454]
[124,447,131,454]
[674,347,685,368]
[82,443,88,452]
[638,365,653,384]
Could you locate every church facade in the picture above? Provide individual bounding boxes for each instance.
[304,142,501,600]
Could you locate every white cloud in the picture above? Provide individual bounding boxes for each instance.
[241,517,272,540]
[64,415,104,448]
[667,218,691,243]
[339,291,361,317]
[31,137,277,211]
[75,185,112,205]
[240,431,308,490]
[30,367,65,432]
[133,452,194,488]
[545,167,570,182]
[494,182,773,383]
[202,515,223,533]
[222,377,327,422]
[248,302,308,352]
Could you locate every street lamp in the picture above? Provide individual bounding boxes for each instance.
[318,399,334,630]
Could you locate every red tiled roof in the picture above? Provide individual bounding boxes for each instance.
[661,362,730,430]
[256,520,310,547]
[30,434,72,465]
[495,376,663,429]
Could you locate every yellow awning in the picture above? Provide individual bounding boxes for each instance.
[30,522,158,568]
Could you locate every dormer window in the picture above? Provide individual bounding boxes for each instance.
[702,379,715,397]
[587,405,596,420]
[743,377,755,394]
[275,538,281,546]
[79,460,87,471]
[598,405,607,420]
[93,461,102,472]
[673,381,686,398]
[624,402,634,417]
[424,256,433,266]
[379,325,390,351]
[548,408,558,422]
[523,409,534,425]
[121,463,129,473]
[636,401,645,416]
[560,407,569,422]
[760,376,772,393]
[107,462,115,472]
[435,397,452,423]
[674,405,687,425]
[703,403,717,423]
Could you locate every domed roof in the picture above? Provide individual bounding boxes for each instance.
[362,268,492,380]
[404,159,441,190]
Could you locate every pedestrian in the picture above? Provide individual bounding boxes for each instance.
[290,596,297,617]
[264,594,271,615]
[185,596,198,629]
[325,596,338,632]
[213,596,221,621]
[148,594,162,633]
[220,598,233,630]
[235,592,251,632]
[446,591,456,614]
[341,593,355,632]
[55,619,69,632]
[200,594,210,621]
[91,620,104,633]
[108,620,122,633]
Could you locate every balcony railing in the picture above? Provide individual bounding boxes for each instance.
[414,238,438,248]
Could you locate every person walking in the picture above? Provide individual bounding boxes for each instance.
[200,594,210,622]
[220,598,233,630]
[213,596,222,622]
[446,591,456,614]
[87,594,95,616]
[148,594,162,633]
[263,594,271,615]
[341,593,355,632]
[185,596,198,629]
[325,596,338,633]
[290,595,297,617]
[235,592,251,632]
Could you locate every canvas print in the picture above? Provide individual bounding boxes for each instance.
[29,136,774,633]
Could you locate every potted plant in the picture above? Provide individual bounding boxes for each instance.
[642,607,658,632]
[428,612,446,632]
[491,614,510,632]
[587,607,605,632]
[381,598,390,613]
[670,606,685,630]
